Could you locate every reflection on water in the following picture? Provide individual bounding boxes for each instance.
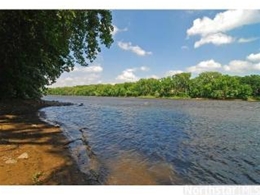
[41,96,260,184]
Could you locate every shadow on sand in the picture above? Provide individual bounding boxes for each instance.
[0,100,95,185]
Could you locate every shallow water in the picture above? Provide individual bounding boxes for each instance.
[41,96,260,184]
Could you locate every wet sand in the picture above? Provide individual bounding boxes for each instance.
[0,100,89,185]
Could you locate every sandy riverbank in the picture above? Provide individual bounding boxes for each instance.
[0,99,91,185]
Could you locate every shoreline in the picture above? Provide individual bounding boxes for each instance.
[46,94,260,102]
[0,99,93,185]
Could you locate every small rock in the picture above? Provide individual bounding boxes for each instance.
[18,152,29,159]
[5,159,17,164]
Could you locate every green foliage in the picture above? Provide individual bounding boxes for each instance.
[47,71,260,101]
[0,10,113,99]
[240,75,260,96]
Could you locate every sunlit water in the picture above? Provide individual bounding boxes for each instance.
[40,96,260,184]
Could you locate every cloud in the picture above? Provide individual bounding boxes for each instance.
[187,10,260,48]
[194,33,235,48]
[140,66,150,71]
[186,59,222,73]
[181,45,189,50]
[255,63,260,70]
[223,60,260,72]
[118,41,152,56]
[223,60,253,73]
[238,37,259,43]
[73,65,103,73]
[165,70,184,76]
[111,25,128,36]
[185,10,206,15]
[51,65,103,87]
[148,75,159,79]
[165,51,260,76]
[115,66,151,82]
[185,53,260,75]
[187,10,260,37]
[116,68,139,82]
[52,74,101,87]
[194,35,259,48]
[247,52,260,62]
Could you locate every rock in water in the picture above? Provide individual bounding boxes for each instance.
[18,152,29,159]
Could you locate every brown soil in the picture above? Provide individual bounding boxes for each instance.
[0,99,90,185]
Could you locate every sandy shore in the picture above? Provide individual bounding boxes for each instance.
[0,99,90,185]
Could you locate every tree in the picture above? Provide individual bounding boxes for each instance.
[190,72,222,98]
[0,10,113,99]
[172,72,191,96]
[240,75,260,97]
[47,71,259,101]
[214,75,240,99]
[159,77,174,97]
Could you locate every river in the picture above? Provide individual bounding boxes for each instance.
[40,95,260,184]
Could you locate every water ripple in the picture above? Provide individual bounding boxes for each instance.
[41,96,260,184]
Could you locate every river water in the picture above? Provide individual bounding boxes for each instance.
[40,96,260,184]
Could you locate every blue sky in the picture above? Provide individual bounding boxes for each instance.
[52,10,260,87]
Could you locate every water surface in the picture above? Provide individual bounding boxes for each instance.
[41,96,260,184]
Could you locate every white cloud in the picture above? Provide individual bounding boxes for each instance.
[115,66,151,82]
[64,77,73,81]
[187,10,260,48]
[187,10,260,37]
[164,56,260,76]
[238,37,259,43]
[223,60,254,72]
[186,59,222,73]
[165,70,184,76]
[51,74,101,87]
[111,25,128,36]
[255,63,260,70]
[148,75,159,79]
[247,52,260,62]
[51,65,103,87]
[163,52,260,76]
[140,66,150,71]
[116,68,139,82]
[118,41,152,56]
[194,33,235,48]
[73,65,103,73]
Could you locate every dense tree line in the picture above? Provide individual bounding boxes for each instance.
[47,72,260,100]
[0,10,113,99]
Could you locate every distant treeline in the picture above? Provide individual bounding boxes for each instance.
[47,72,260,100]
